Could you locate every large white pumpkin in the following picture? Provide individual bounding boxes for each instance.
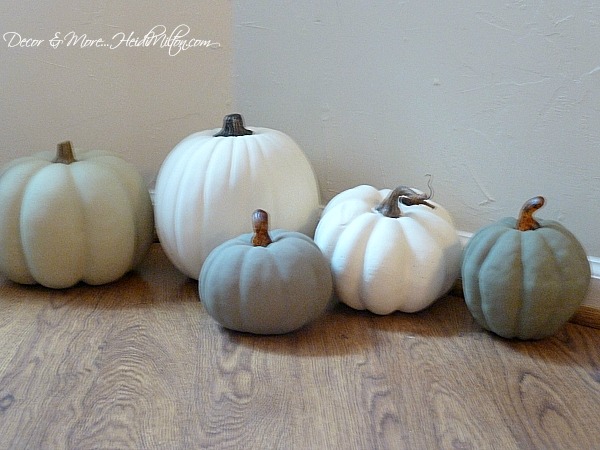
[154,114,321,279]
[314,184,462,314]
[0,141,154,289]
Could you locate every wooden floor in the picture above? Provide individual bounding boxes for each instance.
[1,244,599,450]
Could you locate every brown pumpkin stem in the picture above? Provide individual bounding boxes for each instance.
[375,185,435,218]
[213,113,254,137]
[516,196,545,231]
[52,141,77,165]
[252,209,273,247]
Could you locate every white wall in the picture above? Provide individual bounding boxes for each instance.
[232,2,600,257]
[1,1,232,186]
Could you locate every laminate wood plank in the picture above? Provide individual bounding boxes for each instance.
[372,305,600,450]
[571,305,600,330]
[0,244,599,449]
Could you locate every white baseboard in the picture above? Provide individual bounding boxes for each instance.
[589,256,600,280]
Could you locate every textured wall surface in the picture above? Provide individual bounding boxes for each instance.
[3,2,599,256]
[232,2,600,256]
[1,1,232,185]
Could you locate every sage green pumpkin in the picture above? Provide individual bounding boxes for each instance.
[461,197,590,340]
[199,210,333,335]
[0,141,154,289]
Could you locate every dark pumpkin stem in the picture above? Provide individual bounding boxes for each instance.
[53,141,77,165]
[375,185,435,218]
[252,209,273,247]
[516,196,545,231]
[213,113,253,137]
[375,187,403,218]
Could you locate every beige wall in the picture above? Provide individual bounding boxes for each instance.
[232,3,600,258]
[1,1,233,186]
[3,2,599,259]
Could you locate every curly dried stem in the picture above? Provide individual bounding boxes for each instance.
[52,141,77,165]
[375,185,435,218]
[213,113,253,137]
[252,209,273,247]
[516,196,545,231]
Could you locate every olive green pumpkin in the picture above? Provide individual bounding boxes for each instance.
[461,196,590,340]
[199,210,333,335]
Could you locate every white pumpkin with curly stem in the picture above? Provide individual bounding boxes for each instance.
[314,184,462,314]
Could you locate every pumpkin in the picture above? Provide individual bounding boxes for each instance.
[461,196,591,340]
[0,141,154,289]
[154,113,321,279]
[199,209,333,334]
[314,184,462,314]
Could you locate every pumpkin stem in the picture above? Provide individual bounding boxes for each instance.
[375,185,435,218]
[52,141,77,165]
[213,113,254,137]
[516,196,545,231]
[252,209,273,247]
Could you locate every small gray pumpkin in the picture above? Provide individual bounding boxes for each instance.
[199,209,333,334]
